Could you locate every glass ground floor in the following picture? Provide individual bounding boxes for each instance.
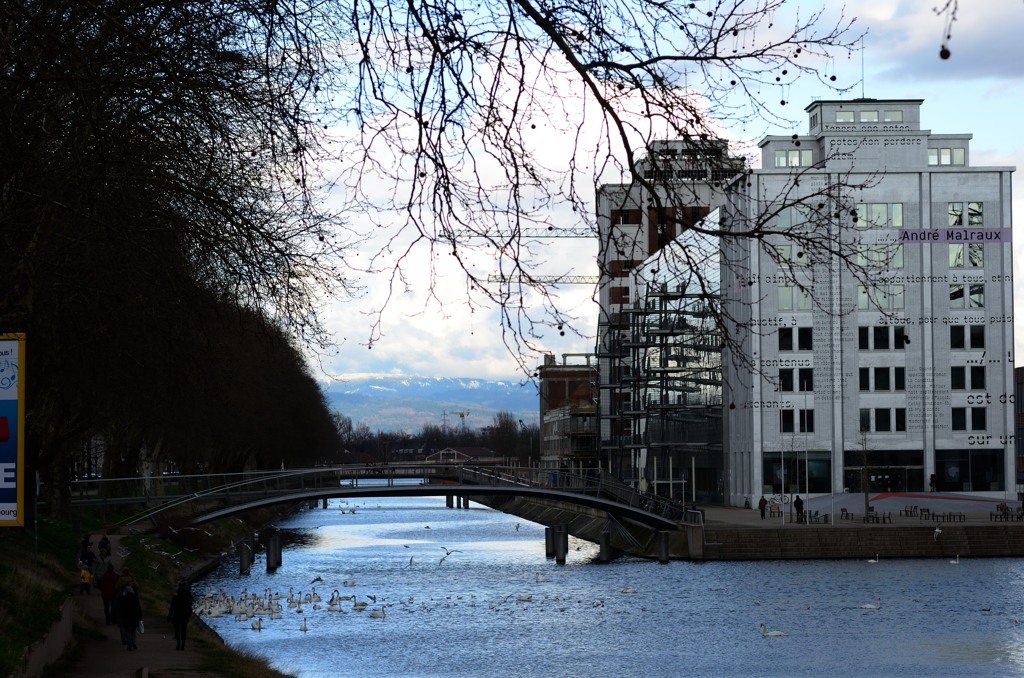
[762,447,1006,495]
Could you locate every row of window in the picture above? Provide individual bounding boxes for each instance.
[781,406,991,433]
[858,325,908,351]
[835,110,904,124]
[854,283,988,310]
[777,368,813,392]
[778,327,813,351]
[784,242,982,270]
[774,144,966,169]
[859,367,906,392]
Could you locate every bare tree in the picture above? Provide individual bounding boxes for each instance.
[336,0,863,370]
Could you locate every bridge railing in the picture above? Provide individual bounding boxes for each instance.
[455,465,689,522]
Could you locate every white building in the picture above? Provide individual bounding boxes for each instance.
[722,98,1015,506]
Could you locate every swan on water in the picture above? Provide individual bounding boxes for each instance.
[867,554,879,563]
[369,607,386,619]
[760,623,785,637]
[950,555,960,564]
[251,618,262,631]
[299,617,308,632]
[860,597,881,609]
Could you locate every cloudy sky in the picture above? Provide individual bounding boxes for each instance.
[313,0,1024,384]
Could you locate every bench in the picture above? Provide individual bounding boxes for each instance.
[879,511,893,524]
[863,513,879,524]
[946,512,966,522]
[840,508,852,520]
[811,512,828,524]
[768,505,782,518]
[900,505,918,517]
[919,508,931,520]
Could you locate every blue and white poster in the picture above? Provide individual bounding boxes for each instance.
[0,335,24,527]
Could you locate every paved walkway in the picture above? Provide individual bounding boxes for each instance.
[70,534,223,678]
[700,491,1016,528]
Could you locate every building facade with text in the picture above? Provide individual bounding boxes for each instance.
[722,98,1015,506]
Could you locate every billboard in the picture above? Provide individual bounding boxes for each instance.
[0,334,24,527]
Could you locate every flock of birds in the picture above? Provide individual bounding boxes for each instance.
[195,578,389,633]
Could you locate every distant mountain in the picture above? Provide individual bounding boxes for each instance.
[323,375,539,433]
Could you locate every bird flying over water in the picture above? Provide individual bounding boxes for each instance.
[439,547,462,565]
[310,576,323,584]
[934,523,943,541]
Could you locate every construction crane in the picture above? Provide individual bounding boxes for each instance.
[486,274,599,285]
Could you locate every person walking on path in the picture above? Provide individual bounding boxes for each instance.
[99,564,119,624]
[114,585,143,651]
[758,496,768,520]
[167,579,195,650]
[116,566,139,596]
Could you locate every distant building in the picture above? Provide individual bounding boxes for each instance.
[536,354,598,473]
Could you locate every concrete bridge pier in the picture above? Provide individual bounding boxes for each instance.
[544,527,555,558]
[238,534,255,575]
[446,494,454,509]
[266,531,282,572]
[460,496,470,509]
[321,498,328,509]
[598,530,613,563]
[554,525,568,565]
[657,531,670,564]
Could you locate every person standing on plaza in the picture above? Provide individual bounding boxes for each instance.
[794,495,804,523]
[758,495,768,520]
[167,579,194,650]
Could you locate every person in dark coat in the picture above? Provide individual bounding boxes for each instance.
[757,495,768,520]
[114,585,143,650]
[167,579,194,650]
[794,495,805,522]
[100,565,119,625]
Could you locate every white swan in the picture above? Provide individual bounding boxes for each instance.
[369,607,386,619]
[251,618,262,631]
[860,597,881,609]
[950,555,960,564]
[867,554,879,563]
[760,623,785,637]
[299,617,308,632]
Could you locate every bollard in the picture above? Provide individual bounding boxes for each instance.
[544,526,555,558]
[657,530,670,564]
[598,530,612,563]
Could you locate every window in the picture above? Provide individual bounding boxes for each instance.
[884,110,903,122]
[859,326,869,350]
[859,408,871,432]
[774,150,814,167]
[778,328,793,351]
[779,369,794,392]
[797,327,813,350]
[949,325,986,350]
[778,286,812,311]
[929,147,966,165]
[970,324,985,348]
[860,111,878,123]
[860,368,870,391]
[968,202,983,226]
[873,327,890,350]
[949,284,985,309]
[949,243,984,268]
[951,366,986,390]
[952,407,987,431]
[895,367,906,391]
[895,408,906,432]
[836,111,854,123]
[894,326,907,350]
[798,368,813,392]
[774,243,809,269]
[781,409,814,433]
[875,408,892,432]
[874,367,891,391]
[948,202,963,227]
[860,408,907,432]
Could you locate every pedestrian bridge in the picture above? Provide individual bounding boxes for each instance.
[70,464,689,532]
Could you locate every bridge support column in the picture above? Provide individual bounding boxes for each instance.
[598,530,612,563]
[322,498,328,509]
[544,527,555,558]
[239,535,254,575]
[266,531,282,572]
[309,499,317,510]
[446,495,454,509]
[554,525,568,565]
[657,531,670,564]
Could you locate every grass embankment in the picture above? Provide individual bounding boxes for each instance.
[0,503,296,678]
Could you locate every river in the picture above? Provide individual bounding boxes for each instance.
[196,487,1024,677]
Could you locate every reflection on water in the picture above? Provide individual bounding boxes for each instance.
[197,491,1024,678]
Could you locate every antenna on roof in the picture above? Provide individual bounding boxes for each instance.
[860,35,866,99]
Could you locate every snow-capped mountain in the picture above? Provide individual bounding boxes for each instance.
[324,374,539,433]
